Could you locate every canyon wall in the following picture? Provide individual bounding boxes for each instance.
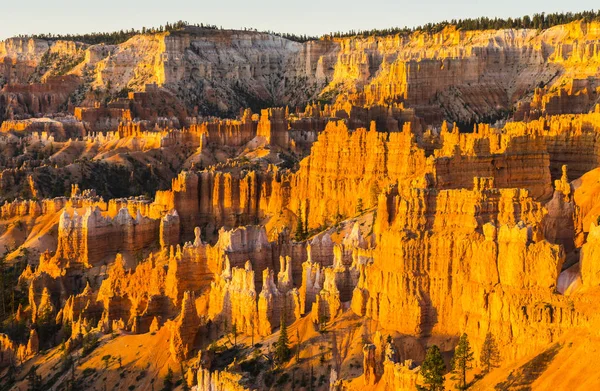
[352,179,577,362]
[288,120,553,230]
[3,21,600,123]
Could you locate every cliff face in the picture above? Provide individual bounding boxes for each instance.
[160,29,336,113]
[504,111,600,180]
[0,75,81,121]
[329,21,600,123]
[287,120,552,229]
[0,117,86,140]
[169,291,201,360]
[351,180,575,362]
[55,206,171,267]
[196,367,252,391]
[288,121,426,228]
[3,21,600,122]
[0,38,50,85]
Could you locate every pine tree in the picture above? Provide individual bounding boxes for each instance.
[480,332,500,374]
[369,182,380,207]
[180,362,190,391]
[356,198,364,214]
[27,365,43,391]
[303,204,309,237]
[294,207,304,241]
[0,255,5,319]
[274,313,291,364]
[335,205,342,225]
[162,367,174,391]
[419,345,445,391]
[231,322,238,347]
[451,333,474,390]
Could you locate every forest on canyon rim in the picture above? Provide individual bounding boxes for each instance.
[2,9,600,391]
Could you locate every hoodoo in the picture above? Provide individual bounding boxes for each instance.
[2,9,600,391]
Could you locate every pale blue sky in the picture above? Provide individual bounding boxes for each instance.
[0,0,598,40]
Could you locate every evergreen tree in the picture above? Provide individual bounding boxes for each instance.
[419,345,445,391]
[25,11,600,46]
[231,322,238,347]
[274,313,291,364]
[451,333,474,390]
[480,332,500,374]
[369,182,380,207]
[303,204,309,237]
[356,198,364,214]
[294,207,305,241]
[180,362,190,391]
[27,365,43,391]
[335,205,342,225]
[0,255,5,318]
[162,367,174,391]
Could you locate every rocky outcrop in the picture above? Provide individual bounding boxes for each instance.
[288,121,552,230]
[503,112,600,180]
[31,286,55,324]
[0,116,86,140]
[25,329,39,356]
[6,19,600,390]
[154,171,199,240]
[164,228,218,307]
[542,165,578,252]
[212,226,275,284]
[378,359,421,391]
[73,106,131,132]
[97,254,170,332]
[580,223,600,287]
[363,344,377,385]
[0,38,51,85]
[257,267,300,336]
[352,178,572,361]
[0,75,80,121]
[56,281,102,331]
[0,196,68,219]
[208,252,301,337]
[4,20,600,122]
[196,367,253,391]
[189,108,256,148]
[431,125,553,200]
[208,260,258,335]
[169,291,201,360]
[55,206,165,267]
[257,108,289,148]
[0,334,17,368]
[515,81,600,120]
[330,21,600,123]
[289,121,427,228]
[194,170,278,234]
[74,83,187,132]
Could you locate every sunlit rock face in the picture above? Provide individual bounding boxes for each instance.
[4,20,600,122]
[6,17,600,391]
[352,180,576,361]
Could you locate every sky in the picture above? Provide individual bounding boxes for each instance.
[0,0,598,40]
